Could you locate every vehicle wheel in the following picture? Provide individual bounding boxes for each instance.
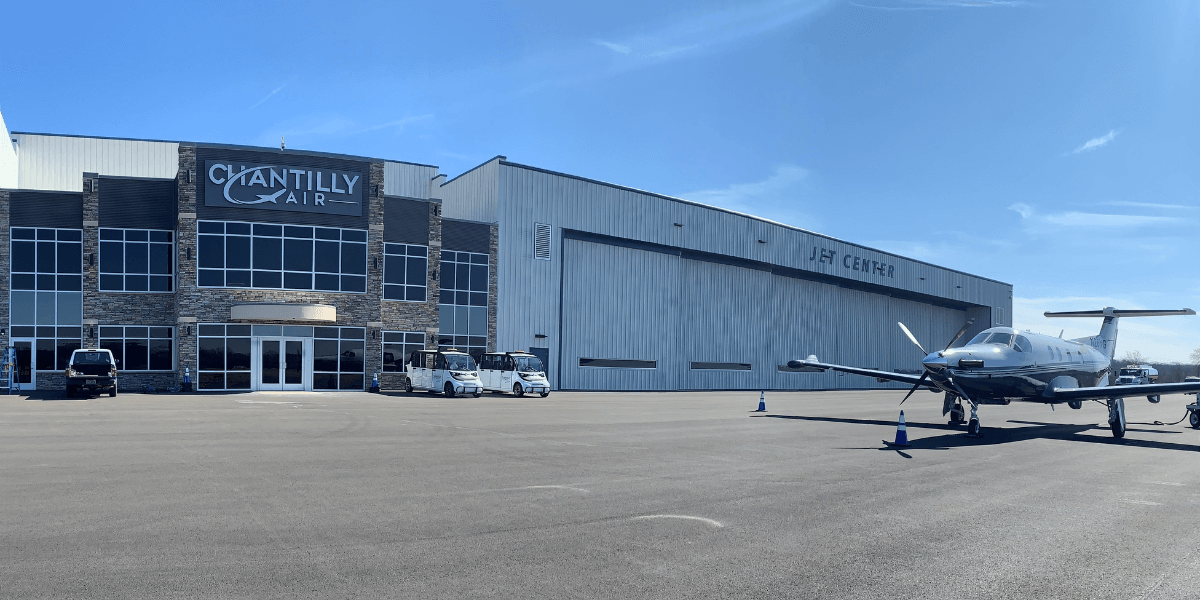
[967,419,980,436]
[444,382,456,398]
[513,383,525,397]
[404,377,414,394]
[540,392,550,398]
[1189,410,1200,429]
[1148,395,1161,404]
[109,383,117,397]
[473,392,482,398]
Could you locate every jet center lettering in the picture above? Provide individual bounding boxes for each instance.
[203,160,364,217]
[808,246,895,278]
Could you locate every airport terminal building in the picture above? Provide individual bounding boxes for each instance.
[0,115,1011,392]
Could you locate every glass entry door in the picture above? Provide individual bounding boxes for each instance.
[12,339,33,391]
[255,337,310,391]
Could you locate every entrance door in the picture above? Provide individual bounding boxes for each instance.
[255,337,310,391]
[12,339,33,391]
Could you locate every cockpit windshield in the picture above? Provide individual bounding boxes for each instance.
[445,354,477,371]
[967,332,1014,346]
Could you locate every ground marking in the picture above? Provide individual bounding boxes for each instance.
[1147,481,1185,487]
[1121,499,1162,506]
[524,485,589,493]
[632,515,724,528]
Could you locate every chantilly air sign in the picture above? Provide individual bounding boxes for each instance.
[204,160,365,217]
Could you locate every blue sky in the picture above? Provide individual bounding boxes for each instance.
[2,0,1198,361]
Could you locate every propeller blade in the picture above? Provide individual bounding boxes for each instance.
[900,371,929,405]
[897,322,928,356]
[943,318,976,351]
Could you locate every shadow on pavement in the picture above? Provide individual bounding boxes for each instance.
[754,413,1199,453]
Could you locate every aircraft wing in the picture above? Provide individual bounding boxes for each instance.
[785,359,935,388]
[1050,381,1200,401]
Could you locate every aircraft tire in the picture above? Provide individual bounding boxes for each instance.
[949,404,965,424]
[1148,395,1161,404]
[1189,411,1200,429]
[1109,398,1126,439]
[1068,400,1082,410]
[967,419,980,436]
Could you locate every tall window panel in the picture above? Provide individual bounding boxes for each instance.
[437,250,488,361]
[10,228,83,370]
[382,244,428,302]
[382,331,425,372]
[197,221,367,293]
[99,229,174,292]
[197,324,252,390]
[313,327,365,390]
[99,326,174,371]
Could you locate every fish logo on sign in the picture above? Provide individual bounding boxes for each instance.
[204,161,364,217]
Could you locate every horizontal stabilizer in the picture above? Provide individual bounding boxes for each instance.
[1044,308,1195,318]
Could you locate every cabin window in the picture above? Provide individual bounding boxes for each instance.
[1014,336,1032,353]
[984,333,1013,346]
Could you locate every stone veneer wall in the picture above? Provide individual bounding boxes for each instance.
[0,190,8,363]
[378,199,442,390]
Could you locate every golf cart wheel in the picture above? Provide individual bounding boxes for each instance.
[540,391,550,398]
[444,382,456,398]
[513,383,524,397]
[473,392,482,398]
[404,377,414,394]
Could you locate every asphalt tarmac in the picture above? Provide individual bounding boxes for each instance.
[3,388,1200,599]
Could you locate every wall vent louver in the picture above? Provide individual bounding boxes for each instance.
[534,223,551,260]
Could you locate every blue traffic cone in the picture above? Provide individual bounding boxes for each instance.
[183,367,192,393]
[884,410,911,447]
[754,391,766,412]
[370,370,380,393]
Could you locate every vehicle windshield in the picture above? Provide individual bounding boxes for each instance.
[513,356,544,373]
[72,352,111,364]
[444,354,477,371]
[1119,369,1141,376]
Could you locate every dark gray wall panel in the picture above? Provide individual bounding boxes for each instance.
[443,219,490,253]
[195,147,371,229]
[384,197,430,244]
[10,191,83,228]
[99,177,176,229]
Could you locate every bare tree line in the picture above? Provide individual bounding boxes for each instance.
[1112,349,1200,383]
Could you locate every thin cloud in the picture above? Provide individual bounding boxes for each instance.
[1067,129,1119,155]
[356,114,434,134]
[1007,202,1185,235]
[851,0,1029,9]
[1103,200,1196,210]
[679,165,817,229]
[249,82,290,111]
[594,40,631,54]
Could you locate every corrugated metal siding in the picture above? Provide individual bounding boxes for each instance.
[195,147,370,229]
[383,197,431,244]
[557,237,972,391]
[438,158,499,223]
[442,219,491,253]
[384,161,439,199]
[10,191,83,228]
[12,134,178,192]
[440,161,1011,390]
[98,177,176,229]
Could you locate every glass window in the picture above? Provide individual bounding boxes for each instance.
[197,325,251,390]
[438,250,488,358]
[383,244,429,303]
[313,328,367,389]
[1014,336,1032,353]
[382,331,425,373]
[197,221,367,293]
[98,326,174,372]
[983,333,1013,346]
[98,229,175,292]
[12,229,84,370]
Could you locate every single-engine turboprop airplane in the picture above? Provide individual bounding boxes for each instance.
[788,307,1200,439]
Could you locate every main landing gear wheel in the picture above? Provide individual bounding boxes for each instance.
[513,383,525,397]
[404,377,414,394]
[949,403,965,425]
[444,382,457,398]
[1108,398,1126,439]
[967,419,981,436]
[1068,400,1082,410]
[1148,395,1161,404]
[1190,410,1200,429]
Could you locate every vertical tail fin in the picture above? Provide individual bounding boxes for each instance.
[1043,307,1195,360]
